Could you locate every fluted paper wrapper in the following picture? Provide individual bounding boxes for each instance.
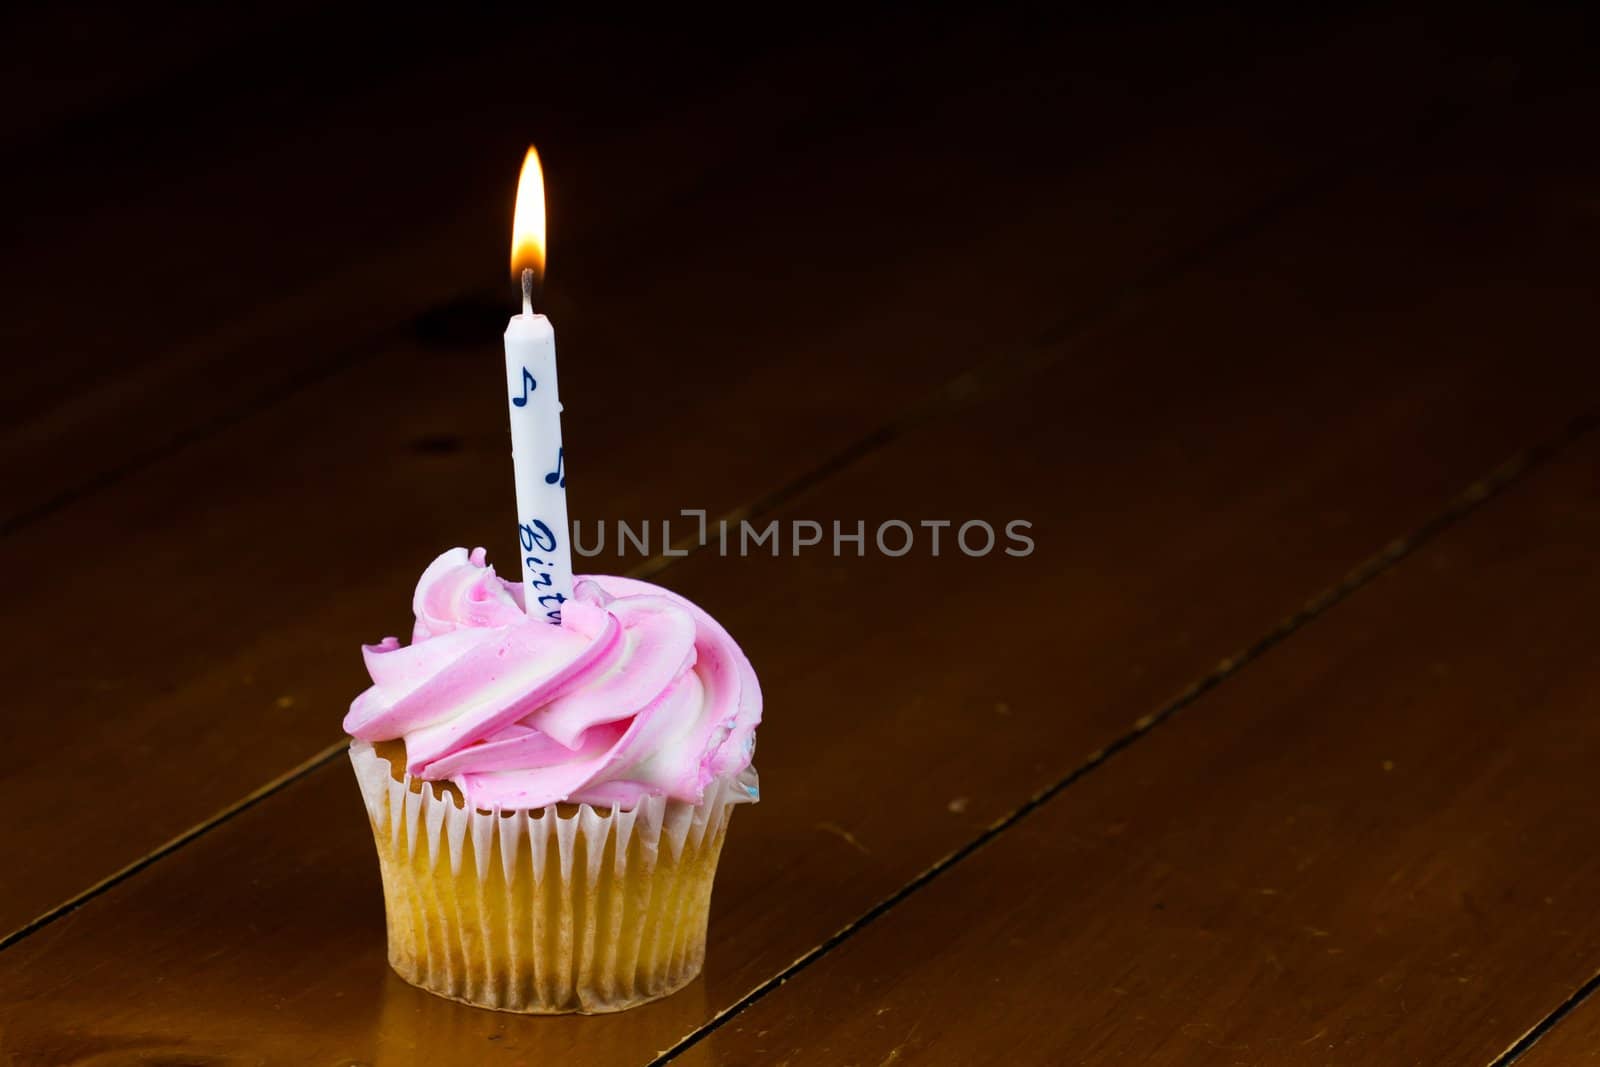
[349,740,754,1013]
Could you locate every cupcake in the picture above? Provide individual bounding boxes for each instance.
[345,547,761,1013]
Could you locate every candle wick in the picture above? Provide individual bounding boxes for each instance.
[521,268,534,317]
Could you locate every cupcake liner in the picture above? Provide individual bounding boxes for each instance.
[349,740,754,1013]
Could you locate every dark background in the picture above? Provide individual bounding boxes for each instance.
[2,5,1598,1064]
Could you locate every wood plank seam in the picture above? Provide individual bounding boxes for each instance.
[1494,968,1600,1064]
[0,23,903,537]
[0,738,345,953]
[642,89,1495,585]
[0,73,1515,955]
[0,323,411,541]
[0,41,1493,547]
[0,410,889,951]
[646,414,1597,1066]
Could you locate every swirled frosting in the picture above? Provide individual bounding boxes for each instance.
[345,548,761,811]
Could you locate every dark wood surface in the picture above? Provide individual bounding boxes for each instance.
[681,424,1600,1067]
[0,10,1485,938]
[2,8,1597,1065]
[1516,993,1600,1065]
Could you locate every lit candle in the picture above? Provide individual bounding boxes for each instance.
[505,146,572,622]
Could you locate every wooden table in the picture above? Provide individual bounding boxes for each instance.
[2,9,1596,1065]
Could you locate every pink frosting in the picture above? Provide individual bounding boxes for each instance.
[346,548,761,811]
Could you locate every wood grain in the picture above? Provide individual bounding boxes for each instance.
[0,15,1490,937]
[1,66,1594,1064]
[0,15,894,528]
[681,430,1600,1067]
[0,10,1366,532]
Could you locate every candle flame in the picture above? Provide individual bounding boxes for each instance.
[511,146,546,285]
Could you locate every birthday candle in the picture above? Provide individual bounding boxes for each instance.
[505,146,572,622]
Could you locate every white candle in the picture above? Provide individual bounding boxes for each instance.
[505,147,572,622]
